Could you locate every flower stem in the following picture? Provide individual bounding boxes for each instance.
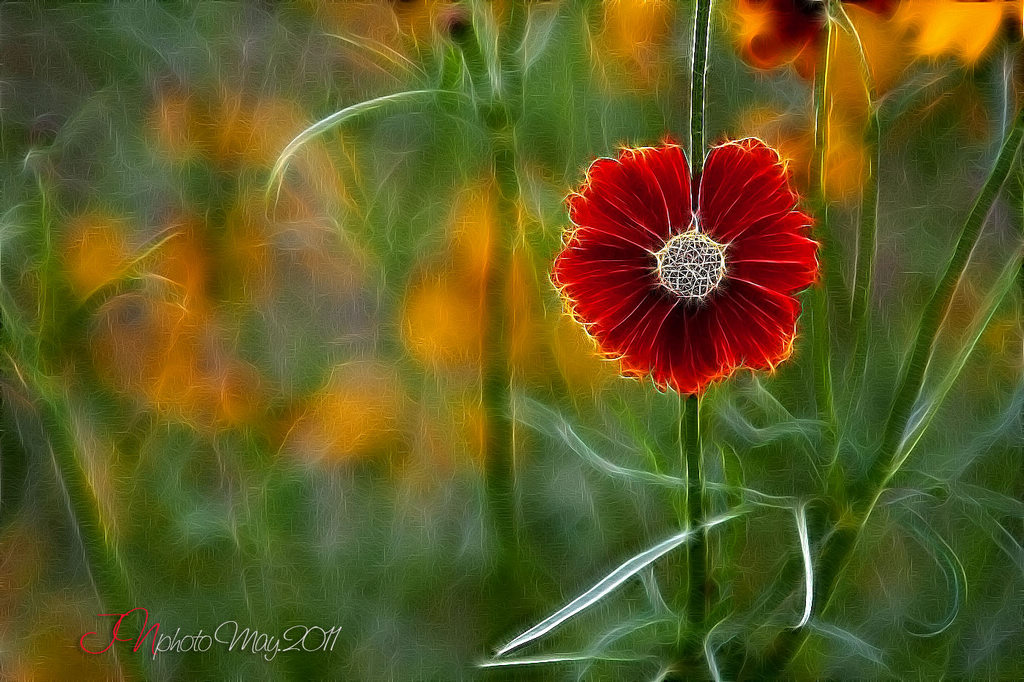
[808,14,840,488]
[848,108,880,379]
[689,0,713,187]
[3,187,140,680]
[484,134,518,567]
[683,394,706,629]
[453,13,527,645]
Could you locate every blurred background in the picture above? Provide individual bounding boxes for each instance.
[0,1,1021,679]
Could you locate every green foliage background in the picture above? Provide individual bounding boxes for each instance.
[0,1,1021,679]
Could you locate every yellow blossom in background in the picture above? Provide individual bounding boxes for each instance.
[552,313,616,392]
[149,88,306,169]
[895,0,1018,65]
[844,4,912,95]
[736,106,815,193]
[824,22,872,201]
[91,293,204,413]
[402,179,494,372]
[88,218,264,428]
[282,362,403,463]
[148,217,211,304]
[223,193,278,303]
[594,0,675,91]
[150,89,212,161]
[308,0,453,49]
[211,92,304,168]
[401,178,553,381]
[404,273,486,370]
[62,213,131,300]
[14,599,121,681]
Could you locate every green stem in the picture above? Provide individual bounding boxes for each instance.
[808,15,840,484]
[670,3,714,674]
[484,134,517,567]
[849,108,881,380]
[453,13,525,645]
[683,394,706,629]
[2,300,140,680]
[689,0,713,184]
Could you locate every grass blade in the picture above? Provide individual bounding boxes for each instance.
[492,510,747,658]
[266,89,452,199]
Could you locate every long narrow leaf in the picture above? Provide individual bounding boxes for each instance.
[267,89,453,198]
[492,509,748,658]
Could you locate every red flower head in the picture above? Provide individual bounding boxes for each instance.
[733,0,898,77]
[553,139,818,395]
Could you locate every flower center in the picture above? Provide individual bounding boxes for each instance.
[655,230,726,299]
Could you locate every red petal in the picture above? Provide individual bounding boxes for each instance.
[568,145,692,251]
[726,212,818,294]
[647,304,734,394]
[553,230,659,334]
[712,280,802,370]
[699,138,800,244]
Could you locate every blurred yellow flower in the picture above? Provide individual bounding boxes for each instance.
[88,217,265,428]
[148,217,210,304]
[402,179,494,372]
[895,0,1019,65]
[552,313,616,392]
[282,362,403,463]
[403,274,486,369]
[150,87,306,169]
[149,88,212,161]
[90,293,209,413]
[62,212,131,300]
[401,179,553,381]
[212,92,304,168]
[308,0,454,49]
[594,0,675,91]
[843,4,911,95]
[223,193,278,302]
[736,107,815,193]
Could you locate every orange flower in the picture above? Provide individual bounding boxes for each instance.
[281,362,403,463]
[306,0,457,50]
[593,0,676,91]
[210,92,304,168]
[895,0,1020,65]
[62,213,131,300]
[401,179,495,372]
[730,0,1019,80]
[149,89,212,161]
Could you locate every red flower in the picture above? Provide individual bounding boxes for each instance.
[553,139,818,395]
[733,0,898,77]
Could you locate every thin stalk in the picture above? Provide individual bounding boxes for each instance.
[454,14,525,646]
[849,108,880,379]
[832,0,881,396]
[683,394,706,629]
[809,15,840,482]
[483,135,518,568]
[689,0,713,190]
[1,196,139,680]
[675,1,713,673]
